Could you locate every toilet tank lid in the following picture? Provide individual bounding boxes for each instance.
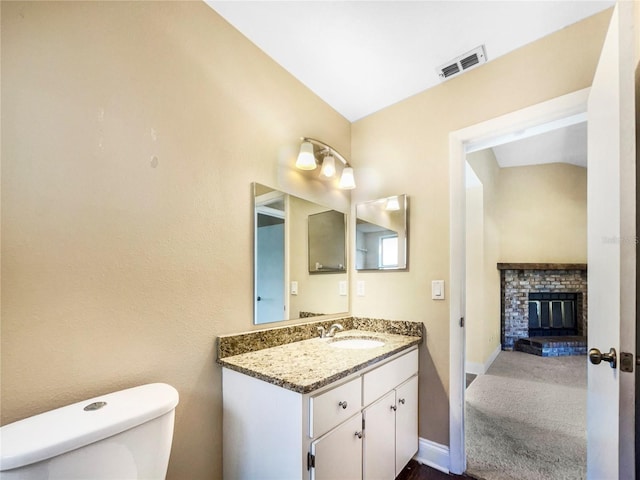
[0,383,179,471]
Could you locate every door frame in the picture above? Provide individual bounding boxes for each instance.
[448,88,591,474]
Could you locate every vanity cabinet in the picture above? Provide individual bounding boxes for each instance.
[222,346,418,480]
[362,376,419,479]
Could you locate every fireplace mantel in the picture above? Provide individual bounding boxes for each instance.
[497,263,587,271]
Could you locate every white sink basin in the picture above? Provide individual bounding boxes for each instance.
[329,337,385,349]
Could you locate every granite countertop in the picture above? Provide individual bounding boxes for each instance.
[218,329,421,394]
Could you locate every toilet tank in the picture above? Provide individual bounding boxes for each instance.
[0,383,179,480]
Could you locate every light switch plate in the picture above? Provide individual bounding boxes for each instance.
[357,280,365,297]
[432,280,445,300]
[290,281,298,295]
[339,281,348,296]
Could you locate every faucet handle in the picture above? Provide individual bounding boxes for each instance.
[317,326,326,338]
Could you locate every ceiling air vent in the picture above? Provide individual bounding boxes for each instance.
[437,45,487,81]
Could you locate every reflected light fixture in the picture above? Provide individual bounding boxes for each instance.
[385,196,400,211]
[296,137,356,189]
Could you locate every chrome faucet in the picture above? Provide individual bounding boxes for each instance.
[326,323,344,338]
[317,323,344,338]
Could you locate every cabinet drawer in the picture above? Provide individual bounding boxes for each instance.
[363,348,418,406]
[309,377,362,438]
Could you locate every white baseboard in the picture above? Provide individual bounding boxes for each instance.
[465,344,501,375]
[414,437,450,474]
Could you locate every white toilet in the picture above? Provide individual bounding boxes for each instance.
[0,383,179,479]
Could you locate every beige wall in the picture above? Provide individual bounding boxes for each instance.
[0,2,350,479]
[1,1,612,475]
[498,163,588,263]
[351,9,610,444]
[465,184,486,366]
[465,149,501,369]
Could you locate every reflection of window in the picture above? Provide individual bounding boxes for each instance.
[379,235,398,268]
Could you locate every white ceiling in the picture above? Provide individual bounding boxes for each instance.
[206,1,610,169]
[206,0,613,122]
[492,121,588,168]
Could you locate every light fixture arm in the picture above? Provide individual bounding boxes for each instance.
[301,137,351,167]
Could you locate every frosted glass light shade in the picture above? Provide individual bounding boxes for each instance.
[339,167,356,190]
[296,142,317,170]
[385,196,400,211]
[320,155,336,178]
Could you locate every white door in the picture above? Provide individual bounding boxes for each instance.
[363,390,396,480]
[254,190,288,325]
[586,2,635,478]
[256,218,285,324]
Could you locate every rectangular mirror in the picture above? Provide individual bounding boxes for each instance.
[355,194,408,271]
[308,210,346,273]
[254,183,349,325]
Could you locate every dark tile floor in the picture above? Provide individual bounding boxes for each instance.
[396,460,481,480]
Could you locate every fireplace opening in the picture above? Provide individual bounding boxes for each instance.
[528,292,578,336]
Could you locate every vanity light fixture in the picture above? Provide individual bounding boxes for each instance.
[295,141,317,170]
[296,137,356,189]
[338,167,356,190]
[320,154,336,178]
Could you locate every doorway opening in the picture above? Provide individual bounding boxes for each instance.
[462,121,588,478]
[448,88,591,475]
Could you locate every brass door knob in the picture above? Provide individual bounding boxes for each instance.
[589,347,617,369]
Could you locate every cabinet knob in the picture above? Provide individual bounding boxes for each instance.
[390,405,397,411]
[338,401,348,410]
[354,431,363,439]
[398,398,405,405]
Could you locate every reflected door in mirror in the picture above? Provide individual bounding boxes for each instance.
[255,190,287,325]
[256,213,285,324]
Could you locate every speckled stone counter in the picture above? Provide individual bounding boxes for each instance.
[217,316,422,358]
[217,318,422,394]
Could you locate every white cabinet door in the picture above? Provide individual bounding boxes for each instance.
[362,390,396,480]
[395,375,418,477]
[311,413,363,480]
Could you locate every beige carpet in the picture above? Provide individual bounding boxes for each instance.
[465,351,587,480]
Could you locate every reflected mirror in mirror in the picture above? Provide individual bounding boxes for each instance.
[308,210,346,274]
[355,195,408,271]
[254,183,349,325]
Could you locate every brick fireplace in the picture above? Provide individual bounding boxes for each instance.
[498,263,587,352]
